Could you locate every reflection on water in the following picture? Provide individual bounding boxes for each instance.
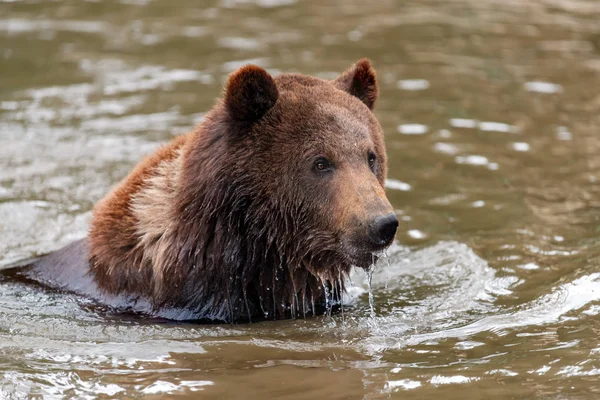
[1,0,600,398]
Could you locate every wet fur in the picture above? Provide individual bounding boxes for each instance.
[18,60,389,323]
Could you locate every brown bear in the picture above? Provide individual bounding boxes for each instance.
[17,59,398,323]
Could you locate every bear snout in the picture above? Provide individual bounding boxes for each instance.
[367,213,398,247]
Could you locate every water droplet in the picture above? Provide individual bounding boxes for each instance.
[338,274,344,319]
[323,281,331,317]
[379,251,391,289]
[367,264,376,318]
[301,290,306,318]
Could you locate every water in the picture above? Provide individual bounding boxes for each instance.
[1,0,600,398]
[366,264,376,319]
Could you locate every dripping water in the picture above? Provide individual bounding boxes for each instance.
[289,271,299,319]
[290,293,296,319]
[242,286,252,322]
[322,280,331,317]
[258,295,268,319]
[226,269,234,322]
[301,288,306,319]
[272,264,276,319]
[337,272,344,319]
[380,251,390,289]
[331,280,338,316]
[366,255,376,318]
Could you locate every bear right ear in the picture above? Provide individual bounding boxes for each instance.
[333,58,378,109]
[224,65,279,123]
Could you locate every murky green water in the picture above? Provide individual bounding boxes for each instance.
[1,0,600,398]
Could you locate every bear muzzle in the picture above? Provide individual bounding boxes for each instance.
[367,213,398,248]
[341,212,398,269]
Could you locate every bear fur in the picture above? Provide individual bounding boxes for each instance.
[19,59,397,323]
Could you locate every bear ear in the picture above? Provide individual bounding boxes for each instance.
[224,65,279,123]
[333,58,378,109]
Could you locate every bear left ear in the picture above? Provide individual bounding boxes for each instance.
[225,65,279,123]
[333,58,378,109]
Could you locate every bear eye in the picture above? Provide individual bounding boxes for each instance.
[368,152,377,171]
[313,157,333,173]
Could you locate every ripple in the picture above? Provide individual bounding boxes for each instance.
[396,79,430,91]
[556,126,573,141]
[455,155,499,170]
[434,142,459,155]
[407,229,426,239]
[385,179,412,191]
[386,379,421,390]
[430,375,479,385]
[102,66,208,95]
[403,273,600,345]
[81,111,181,133]
[511,142,531,152]
[0,371,125,398]
[524,81,563,94]
[141,380,214,395]
[0,19,106,34]
[222,58,269,72]
[218,36,263,50]
[449,118,477,129]
[222,0,297,8]
[479,121,519,133]
[556,365,600,377]
[397,123,428,135]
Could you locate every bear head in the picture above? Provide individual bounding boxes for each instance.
[170,60,397,320]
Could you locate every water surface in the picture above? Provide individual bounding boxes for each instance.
[1,0,600,398]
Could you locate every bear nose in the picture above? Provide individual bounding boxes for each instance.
[368,213,398,247]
